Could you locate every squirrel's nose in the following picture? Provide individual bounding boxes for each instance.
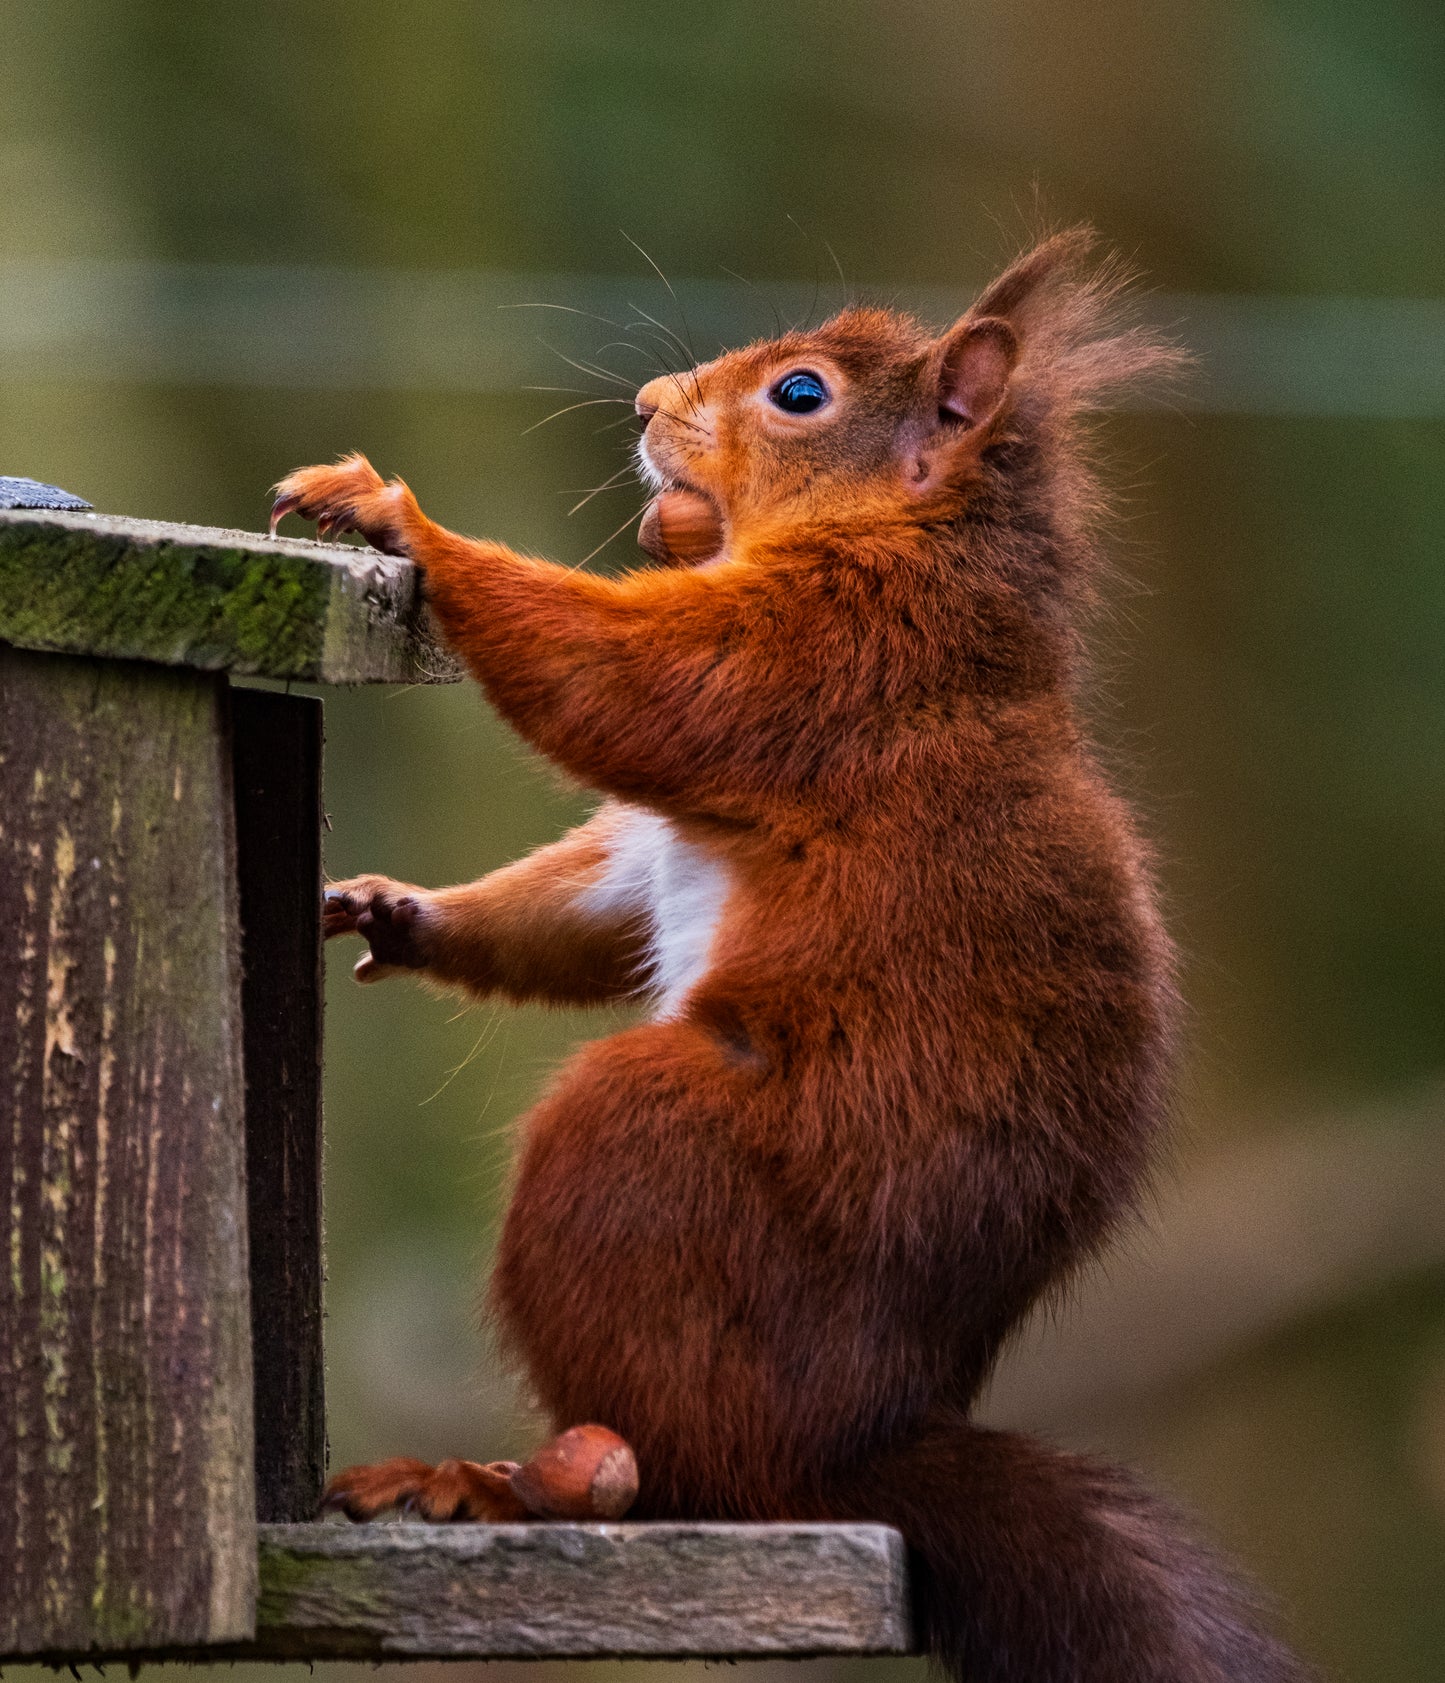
[635,377,667,421]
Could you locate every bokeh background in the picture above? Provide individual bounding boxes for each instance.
[4,3,1444,1680]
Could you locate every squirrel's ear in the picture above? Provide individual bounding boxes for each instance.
[935,316,1019,433]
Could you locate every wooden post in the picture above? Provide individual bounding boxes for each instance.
[231,688,326,1523]
[0,507,453,1661]
[0,645,255,1654]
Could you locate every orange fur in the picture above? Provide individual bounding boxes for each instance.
[326,808,647,999]
[322,1455,527,1522]
[276,232,1303,1683]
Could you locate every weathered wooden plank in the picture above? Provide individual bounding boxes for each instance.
[244,1522,915,1660]
[0,645,256,1657]
[0,508,459,684]
[231,687,326,1523]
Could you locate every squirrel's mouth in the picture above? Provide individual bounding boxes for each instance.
[634,431,725,565]
[636,431,694,492]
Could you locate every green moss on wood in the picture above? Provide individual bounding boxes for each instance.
[82,1593,153,1652]
[258,1544,389,1624]
[0,509,458,685]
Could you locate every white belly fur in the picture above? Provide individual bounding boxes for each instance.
[581,806,731,1018]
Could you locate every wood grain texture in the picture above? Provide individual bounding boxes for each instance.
[231,687,326,1523]
[247,1522,914,1660]
[0,645,256,1658]
[0,508,459,684]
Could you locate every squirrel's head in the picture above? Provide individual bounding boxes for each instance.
[634,229,1181,584]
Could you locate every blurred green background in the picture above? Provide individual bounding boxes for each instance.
[3,2,1443,1679]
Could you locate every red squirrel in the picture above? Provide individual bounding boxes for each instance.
[272,231,1308,1683]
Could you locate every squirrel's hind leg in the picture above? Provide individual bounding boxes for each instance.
[491,1019,905,1522]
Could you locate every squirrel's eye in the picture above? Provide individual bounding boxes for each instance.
[769,371,829,414]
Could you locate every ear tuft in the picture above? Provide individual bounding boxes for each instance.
[932,227,1192,605]
[969,227,1099,324]
[966,225,1189,409]
[938,317,1019,430]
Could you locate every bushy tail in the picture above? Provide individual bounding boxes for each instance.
[846,1410,1311,1683]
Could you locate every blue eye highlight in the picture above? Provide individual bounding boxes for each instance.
[769,371,829,414]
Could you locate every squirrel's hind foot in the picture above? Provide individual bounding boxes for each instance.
[321,1427,639,1524]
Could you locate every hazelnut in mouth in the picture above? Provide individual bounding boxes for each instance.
[637,488,724,566]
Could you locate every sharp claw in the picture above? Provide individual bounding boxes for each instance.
[269,492,299,536]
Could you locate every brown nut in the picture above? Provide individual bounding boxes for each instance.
[509,1424,639,1520]
[638,489,724,566]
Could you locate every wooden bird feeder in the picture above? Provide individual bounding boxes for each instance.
[0,501,913,1665]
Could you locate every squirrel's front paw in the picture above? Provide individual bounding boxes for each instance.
[271,453,417,557]
[324,876,431,982]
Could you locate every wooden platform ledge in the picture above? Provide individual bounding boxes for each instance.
[0,506,458,684]
[246,1521,914,1662]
